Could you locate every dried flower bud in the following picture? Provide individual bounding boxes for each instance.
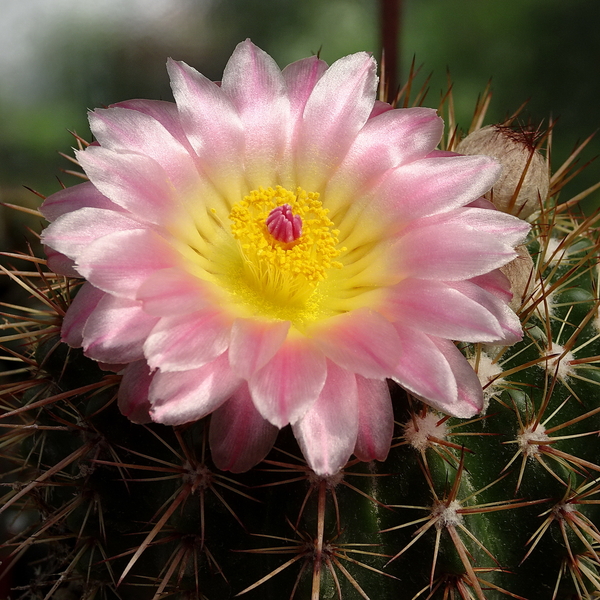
[500,244,534,312]
[457,125,550,219]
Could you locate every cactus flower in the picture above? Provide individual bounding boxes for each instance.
[40,40,529,476]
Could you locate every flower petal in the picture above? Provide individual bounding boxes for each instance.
[353,376,394,462]
[393,220,520,281]
[75,229,179,299]
[42,207,144,261]
[249,335,326,428]
[228,318,290,380]
[110,99,193,151]
[432,206,531,246]
[221,40,290,187]
[309,308,402,379]
[144,308,231,372]
[450,280,523,344]
[469,270,513,303]
[82,294,159,363]
[325,108,444,216]
[136,267,212,316]
[372,155,501,222]
[391,323,457,407]
[430,338,484,417]
[149,352,242,425]
[292,361,359,476]
[282,55,328,128]
[210,383,279,473]
[76,147,181,225]
[61,283,105,347]
[40,181,120,223]
[382,278,507,342]
[167,58,245,200]
[369,100,393,118]
[45,247,79,277]
[295,51,378,190]
[88,106,200,191]
[118,360,153,423]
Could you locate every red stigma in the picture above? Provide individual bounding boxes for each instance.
[266,204,302,243]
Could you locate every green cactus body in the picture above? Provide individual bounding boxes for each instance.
[2,86,600,600]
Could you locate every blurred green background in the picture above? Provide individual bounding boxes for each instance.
[1,0,599,256]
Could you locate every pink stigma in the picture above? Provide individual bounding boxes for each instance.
[266,204,302,243]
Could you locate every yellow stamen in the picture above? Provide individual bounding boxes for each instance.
[228,186,343,310]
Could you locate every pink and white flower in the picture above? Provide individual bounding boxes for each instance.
[41,40,529,476]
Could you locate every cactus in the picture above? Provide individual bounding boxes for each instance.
[2,52,600,600]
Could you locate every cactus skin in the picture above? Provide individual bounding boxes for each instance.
[2,86,600,600]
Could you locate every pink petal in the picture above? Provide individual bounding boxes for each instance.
[210,383,279,473]
[82,294,159,363]
[470,270,513,303]
[249,335,327,428]
[40,181,121,222]
[110,99,193,152]
[382,279,507,342]
[136,268,212,316]
[326,108,443,213]
[42,207,144,261]
[61,283,105,347]
[391,323,457,407]
[450,280,522,344]
[45,247,79,277]
[282,55,328,127]
[88,106,200,191]
[353,376,394,462]
[221,40,290,187]
[467,197,496,209]
[372,155,501,223]
[228,318,290,380]
[118,360,153,423]
[143,308,231,372]
[295,51,378,190]
[426,149,460,158]
[76,147,180,224]
[392,220,519,281]
[431,207,530,246]
[75,229,178,300]
[431,338,484,417]
[292,361,359,476]
[167,58,245,199]
[369,100,394,118]
[149,352,242,425]
[309,308,402,379]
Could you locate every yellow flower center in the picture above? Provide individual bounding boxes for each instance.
[223,186,344,324]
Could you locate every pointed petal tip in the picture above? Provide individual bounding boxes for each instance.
[353,376,394,463]
[118,361,154,424]
[166,56,190,78]
[209,385,279,473]
[249,338,327,428]
[292,362,358,476]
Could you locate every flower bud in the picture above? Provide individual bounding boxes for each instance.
[457,125,550,219]
[500,244,534,312]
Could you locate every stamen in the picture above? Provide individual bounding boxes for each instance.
[266,204,302,243]
[228,186,343,310]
